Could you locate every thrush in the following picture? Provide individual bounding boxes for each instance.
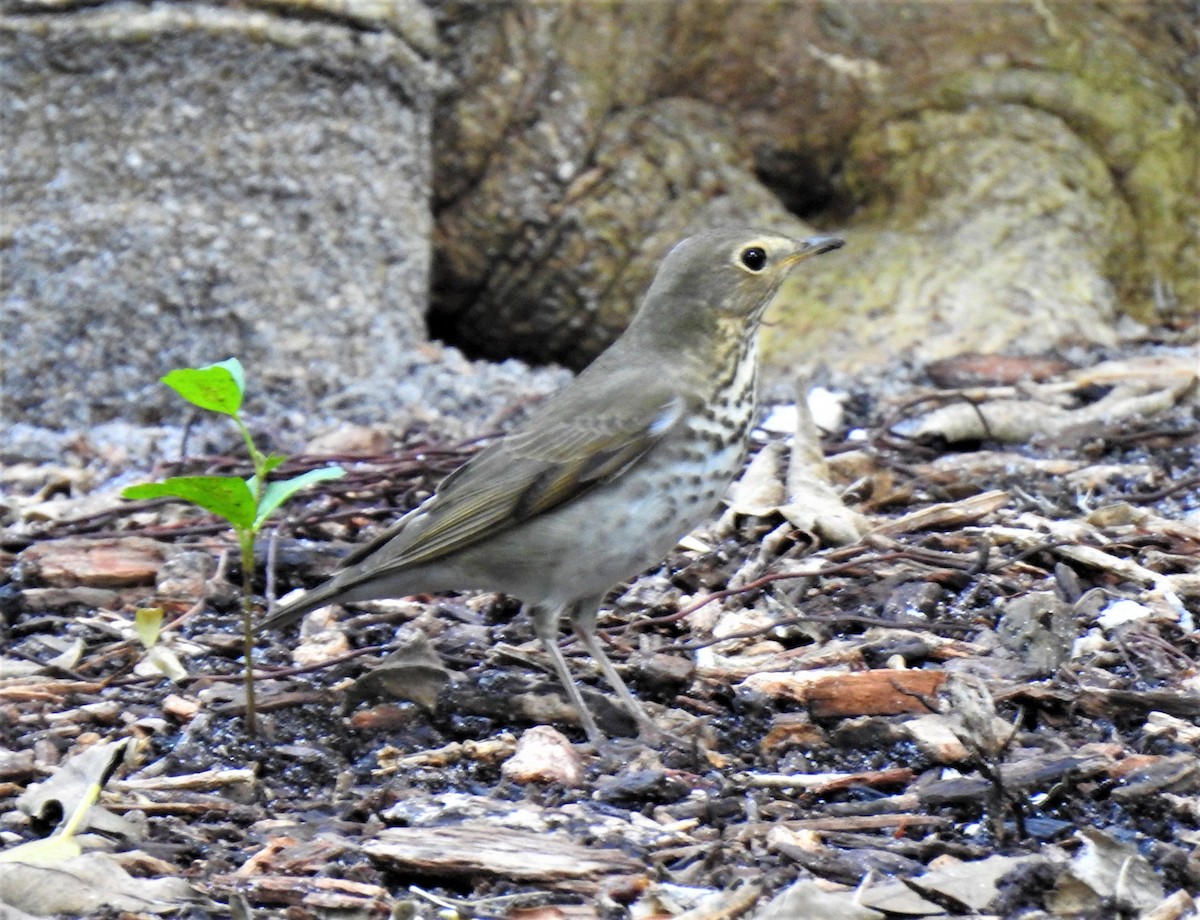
[262,228,844,745]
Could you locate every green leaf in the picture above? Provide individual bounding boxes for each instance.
[161,358,245,416]
[260,453,288,475]
[134,607,164,649]
[123,476,257,530]
[254,466,345,528]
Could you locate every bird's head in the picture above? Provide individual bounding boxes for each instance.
[635,229,844,341]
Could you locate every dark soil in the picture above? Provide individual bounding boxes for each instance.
[1,333,1198,918]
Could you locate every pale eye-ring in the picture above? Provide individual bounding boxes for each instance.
[740,246,767,272]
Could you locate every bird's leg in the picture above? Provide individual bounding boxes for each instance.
[530,603,605,747]
[570,599,662,740]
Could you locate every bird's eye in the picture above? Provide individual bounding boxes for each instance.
[740,247,767,272]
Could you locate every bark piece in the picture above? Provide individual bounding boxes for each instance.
[363,823,642,884]
[15,537,171,588]
[218,873,387,911]
[741,669,945,718]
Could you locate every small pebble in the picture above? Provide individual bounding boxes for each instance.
[304,423,390,456]
[292,630,352,667]
[500,725,583,787]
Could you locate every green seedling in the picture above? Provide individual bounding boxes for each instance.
[133,607,187,682]
[123,358,344,735]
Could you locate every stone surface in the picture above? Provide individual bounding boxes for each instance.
[1,3,435,430]
[765,104,1137,372]
[430,2,811,370]
[2,0,1194,444]
[428,0,1198,371]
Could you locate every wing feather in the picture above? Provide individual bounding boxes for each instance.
[342,393,686,574]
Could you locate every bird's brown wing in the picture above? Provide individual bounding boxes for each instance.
[343,393,687,573]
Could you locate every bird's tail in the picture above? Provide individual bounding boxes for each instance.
[259,508,423,632]
[258,577,354,632]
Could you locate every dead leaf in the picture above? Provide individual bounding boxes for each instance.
[0,852,196,916]
[725,441,787,516]
[858,854,1036,913]
[135,646,189,682]
[874,490,1010,536]
[345,627,451,712]
[942,675,1011,760]
[723,392,869,546]
[43,638,84,672]
[1048,829,1165,914]
[995,593,1075,675]
[751,878,884,920]
[16,739,131,835]
[897,377,1193,445]
[500,726,584,787]
[785,388,870,545]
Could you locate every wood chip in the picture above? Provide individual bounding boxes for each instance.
[760,714,829,753]
[215,874,388,909]
[901,713,971,763]
[375,735,517,774]
[1003,684,1200,720]
[783,814,950,832]
[1141,889,1198,920]
[0,749,37,782]
[113,767,256,793]
[363,823,643,884]
[17,585,124,610]
[919,751,1115,805]
[15,536,172,588]
[672,880,763,920]
[161,694,201,721]
[698,638,867,681]
[873,490,1010,536]
[743,768,912,795]
[740,668,945,717]
[239,835,353,877]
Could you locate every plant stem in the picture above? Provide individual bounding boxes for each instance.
[235,416,264,472]
[238,528,258,736]
[236,412,265,737]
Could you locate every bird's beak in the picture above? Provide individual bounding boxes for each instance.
[784,235,845,265]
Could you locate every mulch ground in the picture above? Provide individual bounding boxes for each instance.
[1,332,1198,919]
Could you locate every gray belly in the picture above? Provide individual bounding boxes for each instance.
[406,429,748,607]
